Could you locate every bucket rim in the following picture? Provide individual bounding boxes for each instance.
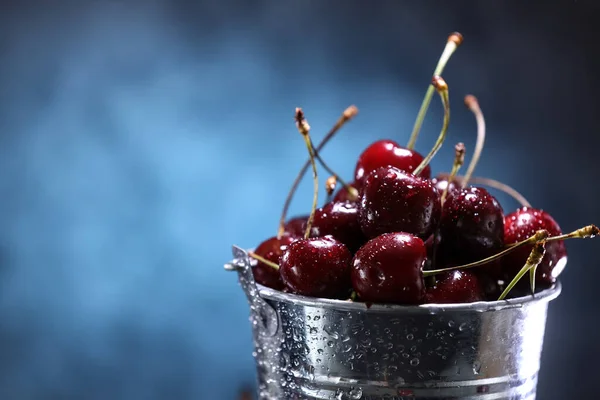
[257,281,561,314]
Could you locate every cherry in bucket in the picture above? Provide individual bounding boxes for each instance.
[357,76,450,239]
[459,177,568,291]
[354,139,431,182]
[278,109,353,299]
[308,200,366,253]
[431,94,486,197]
[352,33,463,186]
[473,177,568,290]
[249,236,295,290]
[249,106,358,289]
[235,30,600,308]
[286,174,366,253]
[351,232,427,305]
[423,224,599,300]
[437,186,505,265]
[282,215,309,238]
[278,106,359,234]
[425,270,484,304]
[434,96,505,266]
[437,174,569,293]
[425,142,468,289]
[503,207,566,289]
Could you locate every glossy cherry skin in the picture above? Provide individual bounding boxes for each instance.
[252,235,295,289]
[502,207,566,287]
[479,274,503,301]
[332,182,360,203]
[425,270,484,304]
[432,236,504,280]
[431,175,461,199]
[438,187,504,265]
[309,201,367,253]
[354,139,431,184]
[351,232,426,305]
[423,233,439,270]
[280,235,352,298]
[283,215,308,238]
[358,166,441,240]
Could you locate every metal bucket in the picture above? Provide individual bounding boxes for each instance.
[226,246,561,400]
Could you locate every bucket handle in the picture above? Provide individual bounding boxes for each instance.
[224,246,279,336]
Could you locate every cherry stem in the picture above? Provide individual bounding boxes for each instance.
[497,242,546,300]
[428,145,468,283]
[413,76,450,177]
[530,260,538,295]
[441,142,465,204]
[248,251,280,271]
[277,105,358,239]
[499,225,599,298]
[407,32,463,150]
[424,224,599,279]
[544,224,599,242]
[325,175,337,196]
[423,229,550,278]
[437,173,532,208]
[350,291,358,301]
[466,176,531,208]
[310,137,357,198]
[325,175,337,204]
[430,142,465,284]
[462,95,486,187]
[295,108,319,240]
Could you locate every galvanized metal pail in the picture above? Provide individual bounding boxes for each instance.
[226,246,561,400]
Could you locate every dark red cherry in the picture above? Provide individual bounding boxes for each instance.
[280,235,352,298]
[351,232,426,305]
[423,232,505,281]
[354,139,431,184]
[438,187,504,265]
[358,166,441,239]
[252,235,295,289]
[431,175,461,199]
[425,270,484,304]
[424,233,439,270]
[283,215,308,238]
[479,274,503,301]
[309,201,366,253]
[434,247,504,281]
[502,207,567,287]
[332,182,360,203]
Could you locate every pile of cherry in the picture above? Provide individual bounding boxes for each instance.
[245,32,598,305]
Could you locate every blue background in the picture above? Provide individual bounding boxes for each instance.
[0,1,598,399]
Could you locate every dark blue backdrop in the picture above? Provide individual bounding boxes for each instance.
[0,1,598,399]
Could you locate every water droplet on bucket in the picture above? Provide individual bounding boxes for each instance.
[473,360,482,374]
[349,387,363,399]
[410,358,420,366]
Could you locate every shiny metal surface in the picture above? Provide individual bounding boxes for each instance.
[227,246,561,400]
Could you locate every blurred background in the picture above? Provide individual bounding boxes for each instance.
[0,0,598,399]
